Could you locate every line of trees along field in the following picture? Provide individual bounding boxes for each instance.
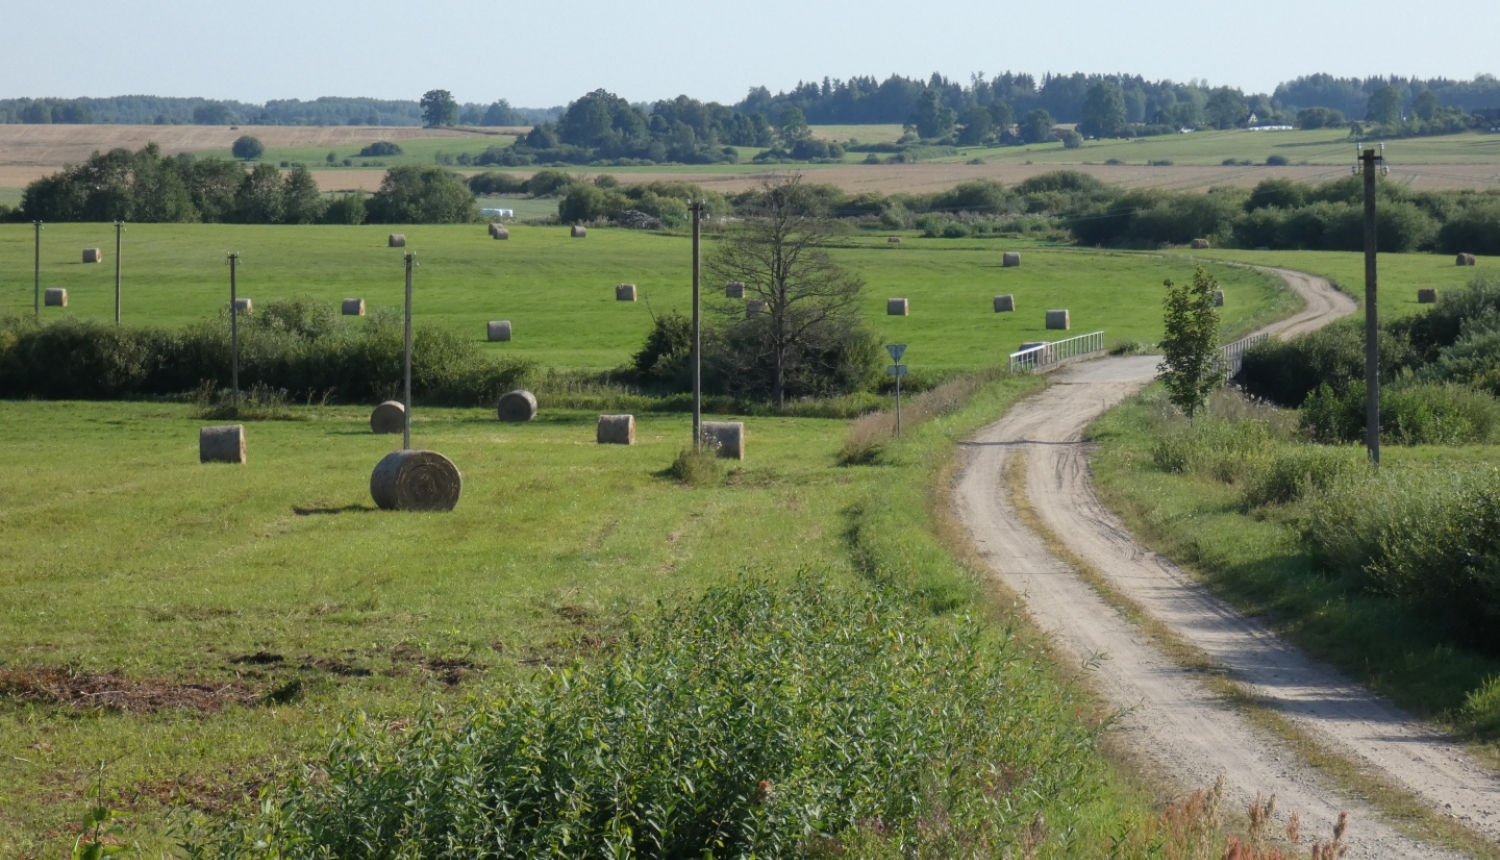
[0,95,560,127]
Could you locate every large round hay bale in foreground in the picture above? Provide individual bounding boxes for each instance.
[487,320,512,342]
[597,414,635,445]
[725,281,745,298]
[342,298,365,316]
[1002,251,1021,267]
[616,283,637,302]
[1190,238,1211,250]
[44,288,67,307]
[199,424,246,464]
[1212,290,1225,307]
[702,421,745,460]
[82,248,103,264]
[1458,253,1477,266]
[1418,288,1439,304]
[571,225,587,238]
[388,234,406,248]
[370,450,462,512]
[370,400,406,435]
[994,294,1015,313]
[497,389,538,422]
[1045,309,1071,330]
[233,298,253,315]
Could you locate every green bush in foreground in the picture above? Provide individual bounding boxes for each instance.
[185,578,1107,859]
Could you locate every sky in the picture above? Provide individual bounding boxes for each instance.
[5,0,1497,107]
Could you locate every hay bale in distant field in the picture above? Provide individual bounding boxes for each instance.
[1002,251,1021,267]
[1213,290,1225,307]
[746,299,765,317]
[370,450,462,511]
[1190,238,1211,250]
[497,389,538,422]
[342,298,365,316]
[1458,253,1477,266]
[1418,288,1439,304]
[702,421,745,460]
[994,294,1015,313]
[1045,309,1070,330]
[388,234,406,248]
[487,320,512,342]
[887,298,909,316]
[888,237,902,244]
[597,414,635,445]
[199,424,246,464]
[43,288,67,307]
[725,281,746,298]
[233,298,253,315]
[572,225,587,238]
[491,225,509,240]
[82,248,103,264]
[616,283,637,302]
[1019,341,1045,351]
[370,400,405,435]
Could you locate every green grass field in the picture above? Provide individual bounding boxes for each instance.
[195,133,519,170]
[0,224,1288,371]
[810,124,908,144]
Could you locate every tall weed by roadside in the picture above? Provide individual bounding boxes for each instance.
[839,371,1003,466]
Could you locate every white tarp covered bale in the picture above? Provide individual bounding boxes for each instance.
[370,401,405,435]
[1418,288,1439,304]
[44,288,67,307]
[497,389,538,422]
[702,421,745,460]
[1045,309,1070,330]
[725,281,745,298]
[487,320,512,342]
[342,298,365,316]
[616,283,637,302]
[199,424,246,464]
[388,234,406,248]
[994,294,1015,313]
[1002,252,1021,267]
[82,248,103,264]
[370,449,462,511]
[887,298,909,316]
[597,414,635,445]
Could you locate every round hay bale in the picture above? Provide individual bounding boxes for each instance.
[616,283,637,302]
[233,298,253,315]
[1458,253,1477,266]
[702,421,745,460]
[571,225,588,238]
[370,400,406,435]
[44,288,67,307]
[746,299,765,317]
[487,320,512,342]
[388,234,407,248]
[1212,290,1225,307]
[1045,309,1070,330]
[1190,238,1211,250]
[199,424,246,464]
[82,248,103,264]
[888,236,902,244]
[725,281,746,299]
[887,298,909,316]
[1418,288,1439,304]
[342,298,366,316]
[497,389,538,422]
[491,225,510,240]
[370,449,462,512]
[1019,341,1045,352]
[597,414,635,445]
[1002,251,1021,268]
[994,294,1015,313]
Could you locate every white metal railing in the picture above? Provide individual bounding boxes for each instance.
[1008,331,1106,373]
[1219,332,1269,377]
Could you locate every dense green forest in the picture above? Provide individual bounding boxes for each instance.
[0,95,559,127]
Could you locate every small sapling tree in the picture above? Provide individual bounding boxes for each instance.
[1159,267,1225,418]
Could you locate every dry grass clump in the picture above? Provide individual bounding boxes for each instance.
[839,373,991,465]
[193,380,310,421]
[668,441,722,486]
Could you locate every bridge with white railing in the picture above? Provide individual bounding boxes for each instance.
[1007,331,1107,374]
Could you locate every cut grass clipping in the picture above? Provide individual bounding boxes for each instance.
[183,577,1109,859]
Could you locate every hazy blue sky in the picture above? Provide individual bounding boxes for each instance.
[7,0,1497,106]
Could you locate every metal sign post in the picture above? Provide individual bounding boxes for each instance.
[886,344,907,438]
[228,253,240,409]
[690,200,703,447]
[403,252,415,451]
[114,221,123,325]
[33,221,42,317]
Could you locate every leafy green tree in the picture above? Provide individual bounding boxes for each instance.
[1062,130,1084,149]
[1413,89,1440,122]
[988,101,1015,135]
[911,89,957,139]
[233,163,285,223]
[1204,88,1249,129]
[231,135,264,160]
[1366,85,1403,125]
[194,103,234,125]
[1159,267,1225,418]
[1079,81,1128,137]
[281,166,325,224]
[957,106,994,145]
[777,106,810,144]
[1019,109,1054,144]
[366,166,476,223]
[420,89,459,128]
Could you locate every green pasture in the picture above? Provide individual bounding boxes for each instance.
[193,132,518,170]
[810,123,907,144]
[473,194,557,220]
[0,223,1288,371]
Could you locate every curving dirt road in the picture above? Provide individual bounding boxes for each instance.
[953,268,1500,857]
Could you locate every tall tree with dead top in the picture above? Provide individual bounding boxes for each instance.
[708,175,875,409]
[1158,266,1225,418]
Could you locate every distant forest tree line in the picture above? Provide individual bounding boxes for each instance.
[0,95,560,128]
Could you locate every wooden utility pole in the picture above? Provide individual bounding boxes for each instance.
[114,221,123,325]
[403,252,414,451]
[228,253,240,409]
[33,221,41,317]
[1359,146,1384,466]
[689,200,703,447]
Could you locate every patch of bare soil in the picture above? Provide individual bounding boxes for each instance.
[0,667,259,714]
